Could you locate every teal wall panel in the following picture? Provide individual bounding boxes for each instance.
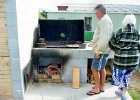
[84,31,94,41]
[47,12,140,41]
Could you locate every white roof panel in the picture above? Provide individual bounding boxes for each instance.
[66,4,140,13]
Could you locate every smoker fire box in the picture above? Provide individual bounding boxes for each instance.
[38,63,61,83]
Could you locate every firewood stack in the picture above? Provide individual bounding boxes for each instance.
[38,63,61,83]
[38,74,61,83]
[105,66,112,82]
[87,68,95,84]
[87,66,112,84]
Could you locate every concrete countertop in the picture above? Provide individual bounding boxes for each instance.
[32,41,114,59]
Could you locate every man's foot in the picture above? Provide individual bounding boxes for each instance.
[100,90,105,92]
[92,86,105,92]
[87,91,100,95]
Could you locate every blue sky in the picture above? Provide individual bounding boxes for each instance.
[38,0,140,11]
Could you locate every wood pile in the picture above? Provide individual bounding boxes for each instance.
[87,66,112,84]
[38,74,61,83]
[38,63,61,83]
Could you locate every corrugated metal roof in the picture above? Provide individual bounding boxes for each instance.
[65,4,140,13]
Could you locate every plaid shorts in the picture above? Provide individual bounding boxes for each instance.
[91,54,109,70]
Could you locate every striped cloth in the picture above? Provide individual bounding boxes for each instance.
[109,24,140,70]
[111,68,133,90]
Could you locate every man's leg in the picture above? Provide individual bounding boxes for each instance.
[100,68,106,91]
[90,68,100,93]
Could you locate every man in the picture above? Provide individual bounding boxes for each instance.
[87,4,113,95]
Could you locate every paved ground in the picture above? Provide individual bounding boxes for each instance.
[24,82,132,100]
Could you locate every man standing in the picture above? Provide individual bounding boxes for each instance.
[87,4,113,95]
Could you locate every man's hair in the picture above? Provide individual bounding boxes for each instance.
[94,4,106,14]
[122,14,136,27]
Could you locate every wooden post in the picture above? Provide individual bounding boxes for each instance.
[72,67,80,88]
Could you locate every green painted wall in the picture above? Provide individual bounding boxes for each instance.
[47,12,140,41]
[84,32,115,41]
[84,31,94,41]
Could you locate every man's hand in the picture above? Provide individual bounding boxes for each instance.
[95,54,100,59]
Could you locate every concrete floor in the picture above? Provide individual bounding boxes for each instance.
[24,82,132,100]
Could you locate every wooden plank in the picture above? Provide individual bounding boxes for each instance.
[0,89,13,99]
[0,70,11,74]
[38,79,47,82]
[38,74,47,79]
[0,23,6,27]
[0,74,11,78]
[0,95,14,100]
[0,91,13,95]
[0,57,10,66]
[51,79,61,83]
[0,42,8,47]
[0,47,9,54]
[0,37,8,43]
[0,22,6,27]
[0,33,8,38]
[0,13,6,18]
[0,1,5,7]
[0,51,9,56]
[0,66,10,70]
[0,25,6,29]
[0,7,5,12]
[51,75,61,79]
[0,87,13,92]
[0,83,12,88]
[0,18,6,24]
[0,46,8,50]
[0,27,7,33]
[0,32,7,36]
[0,18,6,20]
[0,78,12,82]
[0,37,8,55]
[72,67,80,88]
[0,18,6,25]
